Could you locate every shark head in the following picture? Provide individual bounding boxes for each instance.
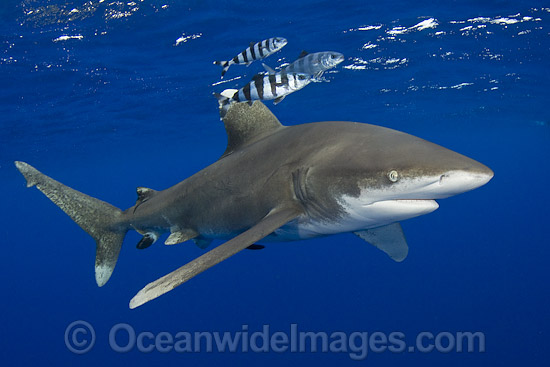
[300,122,494,231]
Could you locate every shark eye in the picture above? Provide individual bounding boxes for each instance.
[388,170,399,182]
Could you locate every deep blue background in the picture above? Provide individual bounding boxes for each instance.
[1,0,549,365]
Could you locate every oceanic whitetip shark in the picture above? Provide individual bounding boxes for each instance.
[15,101,493,308]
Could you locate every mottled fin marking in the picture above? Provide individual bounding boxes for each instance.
[354,223,408,262]
[298,50,309,58]
[165,228,199,245]
[14,161,128,287]
[129,206,303,309]
[220,101,284,158]
[214,92,232,118]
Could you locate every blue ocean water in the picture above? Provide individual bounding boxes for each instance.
[1,0,549,365]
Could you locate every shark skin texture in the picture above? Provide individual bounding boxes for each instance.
[15,101,493,308]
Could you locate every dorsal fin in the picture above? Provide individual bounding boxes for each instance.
[220,101,284,158]
[298,50,309,58]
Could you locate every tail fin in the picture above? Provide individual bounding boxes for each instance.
[14,161,128,286]
[213,60,230,78]
[214,92,232,118]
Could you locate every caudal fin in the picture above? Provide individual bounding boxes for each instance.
[15,161,128,286]
[213,60,230,78]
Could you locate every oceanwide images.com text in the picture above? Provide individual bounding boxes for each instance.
[65,321,485,360]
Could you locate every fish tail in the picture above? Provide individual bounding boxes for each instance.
[14,161,129,287]
[214,60,230,78]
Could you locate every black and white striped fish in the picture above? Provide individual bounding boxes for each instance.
[214,71,312,117]
[214,37,287,78]
[264,50,344,78]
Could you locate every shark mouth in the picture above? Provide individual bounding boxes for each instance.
[361,199,440,222]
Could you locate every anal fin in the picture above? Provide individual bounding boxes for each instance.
[354,223,408,262]
[130,206,302,308]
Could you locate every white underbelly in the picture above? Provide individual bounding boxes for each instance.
[263,197,439,242]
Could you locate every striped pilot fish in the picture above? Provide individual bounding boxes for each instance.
[215,71,312,116]
[264,50,344,78]
[214,37,288,78]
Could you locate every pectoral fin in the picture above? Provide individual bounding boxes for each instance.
[354,223,408,262]
[130,206,302,309]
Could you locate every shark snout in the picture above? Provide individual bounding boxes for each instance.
[367,163,494,202]
[436,164,494,198]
